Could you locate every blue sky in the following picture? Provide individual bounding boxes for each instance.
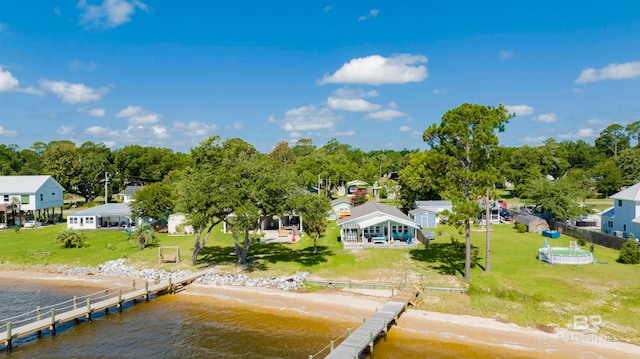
[1,1,639,153]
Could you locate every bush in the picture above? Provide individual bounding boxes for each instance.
[56,229,85,248]
[617,238,640,264]
[515,223,527,233]
[577,238,586,247]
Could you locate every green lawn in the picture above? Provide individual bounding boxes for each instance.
[0,221,638,343]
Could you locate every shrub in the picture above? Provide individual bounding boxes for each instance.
[577,238,586,247]
[515,223,527,233]
[617,238,640,264]
[56,229,85,248]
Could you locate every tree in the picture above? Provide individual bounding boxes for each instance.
[521,177,591,220]
[595,124,630,157]
[397,151,441,213]
[294,194,331,254]
[423,103,512,281]
[56,229,85,248]
[591,159,624,196]
[41,140,83,197]
[129,182,174,221]
[617,237,640,264]
[129,223,157,250]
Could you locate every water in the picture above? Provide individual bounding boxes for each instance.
[0,278,536,358]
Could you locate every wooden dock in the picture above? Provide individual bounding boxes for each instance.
[0,271,206,352]
[324,285,420,359]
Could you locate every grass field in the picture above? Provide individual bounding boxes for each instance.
[0,221,638,343]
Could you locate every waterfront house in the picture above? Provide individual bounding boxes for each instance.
[0,175,65,226]
[337,202,420,245]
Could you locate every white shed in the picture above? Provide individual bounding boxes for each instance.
[168,213,194,235]
[67,203,132,230]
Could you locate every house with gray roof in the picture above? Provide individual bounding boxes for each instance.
[67,203,133,230]
[336,202,420,246]
[414,200,452,225]
[600,182,640,238]
[0,175,65,226]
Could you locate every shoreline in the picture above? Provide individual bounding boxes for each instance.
[1,270,639,358]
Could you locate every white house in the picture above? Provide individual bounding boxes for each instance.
[118,185,143,204]
[337,202,420,246]
[67,203,132,230]
[328,198,351,220]
[600,182,640,238]
[415,200,453,224]
[0,175,65,226]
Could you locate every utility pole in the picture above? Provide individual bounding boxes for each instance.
[317,173,321,196]
[104,172,109,204]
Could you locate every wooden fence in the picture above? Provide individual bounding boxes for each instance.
[550,221,626,250]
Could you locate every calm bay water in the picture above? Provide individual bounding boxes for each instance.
[0,278,532,358]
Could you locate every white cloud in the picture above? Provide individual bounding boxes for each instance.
[224,122,243,130]
[505,105,535,116]
[84,126,107,135]
[366,109,404,121]
[499,50,514,60]
[358,9,379,21]
[410,131,421,140]
[432,89,447,95]
[173,121,218,136]
[327,97,381,112]
[333,130,356,136]
[576,61,640,84]
[289,132,302,138]
[129,113,160,125]
[572,87,584,94]
[115,105,160,125]
[534,113,557,123]
[0,125,17,137]
[88,108,106,117]
[39,79,107,103]
[558,128,598,140]
[78,0,149,28]
[0,67,40,94]
[57,126,75,135]
[399,125,411,132]
[70,60,98,72]
[324,5,332,12]
[272,105,340,132]
[116,105,143,118]
[319,54,428,85]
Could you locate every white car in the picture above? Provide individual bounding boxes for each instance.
[23,220,43,228]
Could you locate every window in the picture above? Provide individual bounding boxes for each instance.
[21,195,29,204]
[618,200,622,207]
[3,195,8,202]
[40,194,44,201]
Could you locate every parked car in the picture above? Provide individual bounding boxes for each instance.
[500,210,513,222]
[23,220,44,228]
[497,199,508,209]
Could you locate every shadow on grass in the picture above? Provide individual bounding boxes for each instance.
[196,243,333,271]
[409,242,479,277]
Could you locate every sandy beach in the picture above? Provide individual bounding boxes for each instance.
[1,269,639,358]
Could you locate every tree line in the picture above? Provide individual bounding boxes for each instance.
[2,105,639,279]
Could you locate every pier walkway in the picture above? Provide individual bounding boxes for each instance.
[323,285,420,359]
[1,271,206,352]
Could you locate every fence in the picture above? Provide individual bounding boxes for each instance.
[551,221,626,250]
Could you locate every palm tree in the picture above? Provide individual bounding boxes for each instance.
[56,229,85,248]
[129,223,157,250]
